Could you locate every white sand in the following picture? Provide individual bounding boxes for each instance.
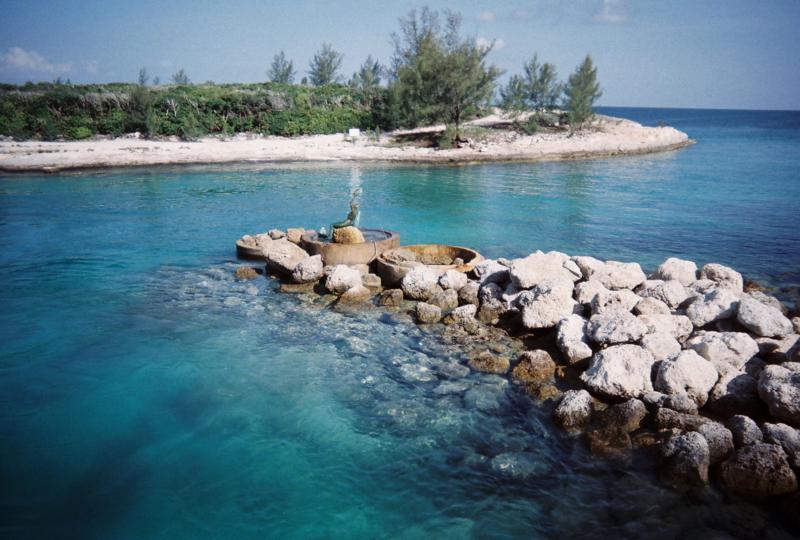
[0,114,691,173]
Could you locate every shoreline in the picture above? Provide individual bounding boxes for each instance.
[0,114,693,174]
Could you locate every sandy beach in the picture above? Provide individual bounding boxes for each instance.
[0,114,692,173]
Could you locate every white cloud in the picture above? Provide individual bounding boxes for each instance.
[594,0,627,23]
[477,37,505,51]
[477,10,496,22]
[0,47,71,73]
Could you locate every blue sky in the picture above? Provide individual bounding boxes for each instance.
[1,0,798,110]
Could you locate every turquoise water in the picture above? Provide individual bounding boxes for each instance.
[1,108,799,538]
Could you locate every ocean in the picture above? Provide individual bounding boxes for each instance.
[1,107,798,538]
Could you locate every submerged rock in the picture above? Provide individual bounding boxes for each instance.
[235,266,261,280]
[467,351,510,374]
[719,443,798,498]
[586,398,647,456]
[511,350,556,384]
[581,344,655,400]
[554,390,594,430]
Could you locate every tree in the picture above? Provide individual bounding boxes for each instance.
[350,55,383,92]
[522,54,561,109]
[499,74,527,115]
[152,76,160,86]
[171,68,190,85]
[308,43,343,86]
[390,9,501,139]
[137,67,149,86]
[268,51,295,84]
[564,54,602,129]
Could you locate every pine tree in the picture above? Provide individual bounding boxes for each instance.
[522,54,561,109]
[170,68,190,85]
[268,51,295,84]
[351,55,383,91]
[137,67,149,86]
[499,75,527,115]
[564,55,602,130]
[308,43,343,86]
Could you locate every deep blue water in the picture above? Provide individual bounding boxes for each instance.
[1,108,799,538]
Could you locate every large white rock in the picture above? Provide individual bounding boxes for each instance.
[700,263,743,292]
[595,261,647,290]
[439,269,468,291]
[590,288,640,315]
[572,255,606,281]
[401,266,441,301]
[637,314,692,340]
[291,254,324,283]
[708,370,762,418]
[634,296,671,316]
[554,389,594,429]
[635,279,689,309]
[686,331,759,372]
[655,350,719,406]
[685,288,740,327]
[588,310,647,344]
[325,265,363,294]
[472,259,509,285]
[652,257,698,286]
[581,344,655,399]
[509,251,581,289]
[640,332,682,362]
[758,365,800,426]
[556,314,593,365]
[736,295,793,337]
[574,279,608,306]
[517,279,577,329]
[263,238,309,275]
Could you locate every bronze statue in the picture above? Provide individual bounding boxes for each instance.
[324,188,361,237]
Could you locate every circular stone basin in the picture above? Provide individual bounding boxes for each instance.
[300,228,400,266]
[376,244,484,286]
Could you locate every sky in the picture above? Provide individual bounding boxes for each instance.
[0,0,798,110]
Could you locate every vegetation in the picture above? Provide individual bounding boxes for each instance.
[170,69,190,85]
[563,55,602,129]
[268,51,295,84]
[308,43,344,86]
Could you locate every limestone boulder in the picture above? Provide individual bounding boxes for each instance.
[655,408,711,432]
[737,295,793,337]
[685,331,759,372]
[511,350,556,384]
[517,279,577,330]
[636,279,690,309]
[556,314,593,366]
[660,432,710,488]
[509,251,581,289]
[574,279,608,306]
[762,423,800,471]
[756,334,800,364]
[572,255,606,280]
[708,370,763,419]
[588,310,647,345]
[458,281,480,307]
[268,229,286,240]
[263,238,309,275]
[472,259,509,285]
[443,304,478,326]
[719,443,798,498]
[634,296,671,316]
[654,350,719,407]
[378,289,404,307]
[697,422,735,465]
[663,392,698,415]
[746,290,787,314]
[325,265,363,294]
[640,332,681,362]
[339,284,372,304]
[637,314,692,340]
[685,288,740,327]
[467,351,510,374]
[401,266,441,301]
[235,266,261,280]
[428,288,458,312]
[700,263,743,292]
[416,302,442,324]
[727,415,763,447]
[590,288,640,315]
[439,269,468,291]
[580,344,655,399]
[758,365,800,426]
[331,226,364,244]
[586,398,647,456]
[291,254,324,283]
[554,390,594,430]
[286,227,305,244]
[652,257,698,286]
[595,261,647,290]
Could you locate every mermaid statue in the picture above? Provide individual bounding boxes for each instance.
[322,188,362,238]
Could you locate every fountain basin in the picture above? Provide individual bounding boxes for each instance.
[301,228,400,266]
[376,244,484,286]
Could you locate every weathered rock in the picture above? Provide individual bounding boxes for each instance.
[727,415,763,447]
[511,350,556,384]
[268,229,286,240]
[527,382,562,403]
[697,422,735,465]
[467,351,510,374]
[286,227,305,244]
[439,269,468,291]
[685,288,740,327]
[477,301,504,325]
[588,310,647,344]
[339,284,372,304]
[756,334,800,363]
[654,350,719,407]
[652,257,698,286]
[700,263,743,292]
[235,266,261,280]
[640,332,681,362]
[331,226,364,244]
[443,304,477,326]
[634,296,671,316]
[587,399,647,456]
[719,443,798,498]
[708,370,763,418]
[479,282,503,304]
[590,288,640,315]
[554,390,594,430]
[472,259,509,285]
[278,282,316,294]
[574,279,608,306]
[661,432,710,488]
[581,345,655,399]
[501,283,524,311]
[291,254,323,283]
[572,256,606,280]
[325,265,363,294]
[685,331,759,372]
[655,408,710,431]
[663,393,699,415]
[517,279,577,329]
[378,288,404,307]
[401,266,441,301]
[794,317,800,335]
[349,264,370,276]
[490,452,550,479]
[509,251,581,289]
[595,261,647,290]
[458,281,480,307]
[737,295,793,337]
[637,314,692,340]
[758,365,800,426]
[642,391,668,411]
[746,290,787,314]
[428,288,458,312]
[416,302,442,324]
[556,314,593,366]
[762,423,800,471]
[263,238,309,275]
[636,279,689,309]
[361,273,382,289]
[687,278,717,296]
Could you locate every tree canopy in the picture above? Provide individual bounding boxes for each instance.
[268,51,295,84]
[308,43,343,86]
[564,54,602,129]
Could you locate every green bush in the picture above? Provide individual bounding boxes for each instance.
[437,124,458,149]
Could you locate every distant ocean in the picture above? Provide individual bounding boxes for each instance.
[1,107,799,538]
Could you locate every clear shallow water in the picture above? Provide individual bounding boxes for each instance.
[1,108,799,538]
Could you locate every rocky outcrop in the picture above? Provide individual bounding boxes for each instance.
[401,266,441,301]
[654,350,718,407]
[758,365,800,426]
[581,345,655,399]
[509,251,581,289]
[291,254,323,283]
[554,390,594,430]
[719,443,798,498]
[737,296,793,337]
[652,257,697,286]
